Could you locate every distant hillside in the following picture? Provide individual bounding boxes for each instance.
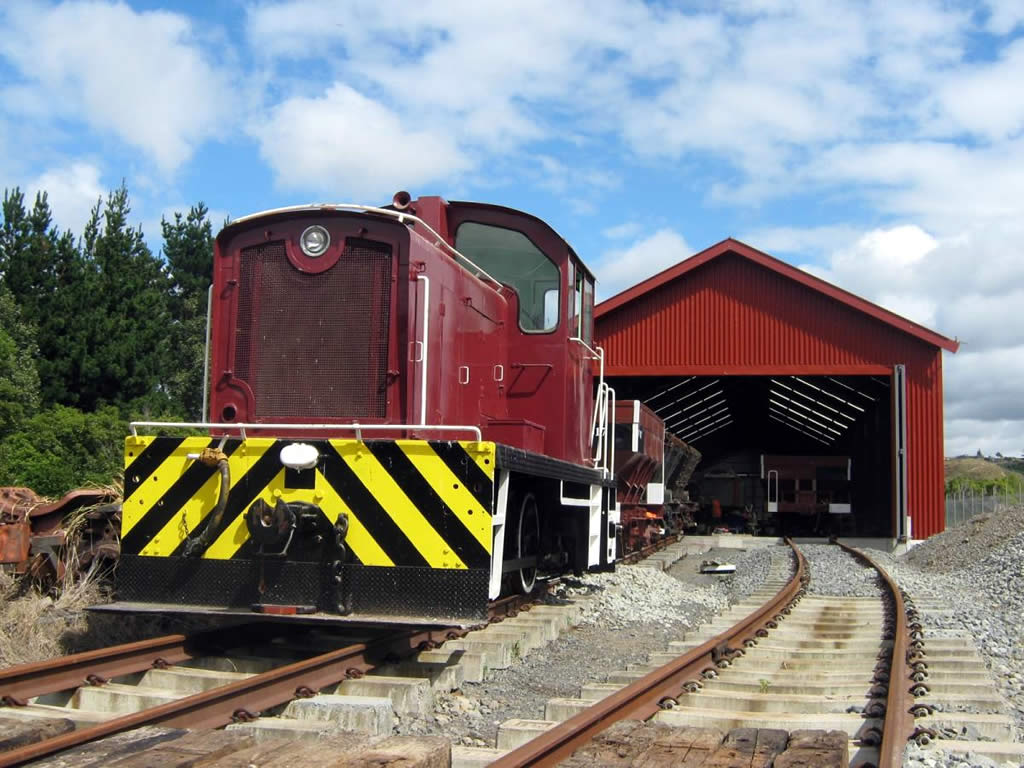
[945,457,1024,493]
[994,457,1024,475]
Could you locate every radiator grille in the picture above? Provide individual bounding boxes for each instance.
[235,239,393,420]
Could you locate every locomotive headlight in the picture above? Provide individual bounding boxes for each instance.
[300,225,330,257]
[281,442,319,470]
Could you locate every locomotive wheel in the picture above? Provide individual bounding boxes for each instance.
[513,492,540,594]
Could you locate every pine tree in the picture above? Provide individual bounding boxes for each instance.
[35,229,91,406]
[162,203,213,322]
[0,188,92,406]
[0,283,41,439]
[161,203,215,419]
[0,188,32,292]
[78,184,172,411]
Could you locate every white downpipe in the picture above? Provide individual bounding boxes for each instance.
[607,386,616,479]
[129,421,483,441]
[417,274,430,426]
[201,284,213,423]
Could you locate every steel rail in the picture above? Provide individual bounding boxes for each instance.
[490,539,808,768]
[836,540,915,768]
[0,625,261,704]
[0,627,449,767]
[619,533,682,566]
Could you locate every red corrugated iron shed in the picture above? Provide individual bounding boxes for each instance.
[595,238,958,539]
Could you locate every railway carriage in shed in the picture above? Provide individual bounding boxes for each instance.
[108,194,625,625]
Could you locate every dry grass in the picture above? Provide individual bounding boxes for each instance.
[0,563,104,666]
[0,561,208,668]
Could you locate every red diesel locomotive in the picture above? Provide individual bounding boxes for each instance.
[111,193,664,625]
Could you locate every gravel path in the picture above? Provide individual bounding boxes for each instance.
[396,542,780,747]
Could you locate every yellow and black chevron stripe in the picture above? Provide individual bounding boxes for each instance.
[122,437,494,569]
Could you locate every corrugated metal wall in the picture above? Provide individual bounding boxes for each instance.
[595,252,947,538]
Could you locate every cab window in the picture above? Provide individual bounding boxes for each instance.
[570,266,594,345]
[455,222,560,332]
[582,274,594,345]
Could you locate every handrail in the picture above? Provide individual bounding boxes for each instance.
[490,539,808,767]
[416,274,430,426]
[229,202,506,293]
[201,284,212,423]
[129,421,483,441]
[836,541,915,768]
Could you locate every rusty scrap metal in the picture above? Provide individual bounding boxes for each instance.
[0,486,120,581]
[489,539,808,768]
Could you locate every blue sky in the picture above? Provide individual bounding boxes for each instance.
[1,0,1023,457]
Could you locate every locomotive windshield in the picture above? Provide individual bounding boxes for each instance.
[455,222,559,332]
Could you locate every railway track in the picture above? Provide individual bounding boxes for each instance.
[2,535,1020,766]
[483,539,1022,767]
[0,536,683,766]
[0,622,459,766]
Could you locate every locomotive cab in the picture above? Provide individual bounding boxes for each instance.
[446,201,598,466]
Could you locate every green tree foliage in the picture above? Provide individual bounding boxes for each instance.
[1,188,93,407]
[162,203,213,321]
[945,474,1023,496]
[77,183,172,412]
[0,406,125,495]
[161,204,214,419]
[0,182,217,494]
[0,283,41,438]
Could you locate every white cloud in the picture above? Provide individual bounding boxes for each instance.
[242,0,1020,222]
[27,162,104,236]
[603,222,642,240]
[594,228,692,301]
[0,1,233,172]
[945,418,1024,459]
[246,0,632,153]
[799,226,940,325]
[930,38,1024,141]
[984,0,1024,35]
[250,83,470,199]
[742,225,863,258]
[945,346,1024,425]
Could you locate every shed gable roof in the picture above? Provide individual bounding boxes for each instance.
[595,238,959,353]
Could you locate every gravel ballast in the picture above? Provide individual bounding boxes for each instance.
[396,542,778,747]
[867,506,1024,768]
[802,543,885,597]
